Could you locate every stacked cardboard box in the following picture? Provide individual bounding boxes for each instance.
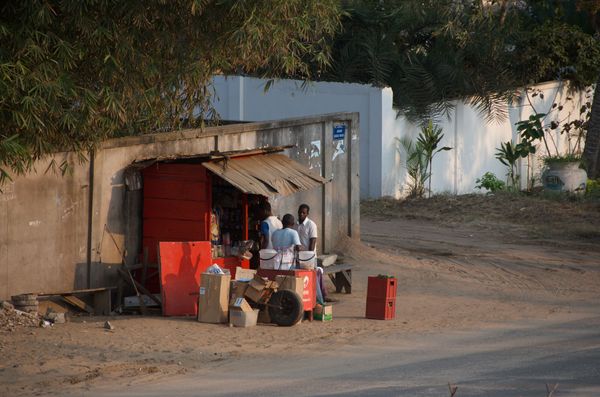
[244,275,278,304]
[275,275,303,298]
[229,296,259,327]
[197,273,231,323]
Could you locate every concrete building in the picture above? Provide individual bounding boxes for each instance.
[0,113,359,300]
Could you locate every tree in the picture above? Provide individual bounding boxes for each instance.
[0,1,341,184]
[323,0,532,121]
[578,0,600,178]
[323,1,600,163]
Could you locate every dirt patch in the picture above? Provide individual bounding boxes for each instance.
[2,194,600,396]
[361,193,600,245]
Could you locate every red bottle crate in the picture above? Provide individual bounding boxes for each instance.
[365,297,395,320]
[367,276,397,299]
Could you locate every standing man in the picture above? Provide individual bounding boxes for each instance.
[259,202,282,250]
[295,204,336,303]
[296,204,317,252]
[271,214,302,252]
[272,214,303,270]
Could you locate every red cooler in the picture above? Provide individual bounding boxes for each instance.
[257,269,316,313]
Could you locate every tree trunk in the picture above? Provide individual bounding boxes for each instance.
[583,74,600,179]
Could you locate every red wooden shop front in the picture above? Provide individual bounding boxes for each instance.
[141,163,250,302]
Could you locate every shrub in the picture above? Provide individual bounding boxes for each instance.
[475,172,506,193]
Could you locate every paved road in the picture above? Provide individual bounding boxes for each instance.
[89,313,600,397]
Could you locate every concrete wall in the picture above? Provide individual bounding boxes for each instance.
[0,152,90,299]
[212,76,589,198]
[213,76,381,198]
[0,113,359,299]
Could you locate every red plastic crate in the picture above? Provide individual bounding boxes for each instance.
[367,276,397,299]
[365,297,395,320]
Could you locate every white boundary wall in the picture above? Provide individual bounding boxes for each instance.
[211,76,588,198]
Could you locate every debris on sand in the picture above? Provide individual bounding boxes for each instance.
[0,301,41,332]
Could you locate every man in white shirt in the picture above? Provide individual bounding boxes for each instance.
[259,202,282,250]
[295,204,336,303]
[296,204,317,252]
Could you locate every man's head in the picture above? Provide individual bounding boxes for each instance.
[261,202,272,219]
[298,204,310,223]
[282,213,295,228]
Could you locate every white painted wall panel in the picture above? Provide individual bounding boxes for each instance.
[211,76,589,198]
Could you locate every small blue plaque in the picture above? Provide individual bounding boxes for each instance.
[333,124,346,141]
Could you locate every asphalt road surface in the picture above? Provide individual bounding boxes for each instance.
[89,313,600,397]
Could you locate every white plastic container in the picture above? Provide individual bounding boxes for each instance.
[297,251,316,269]
[542,162,587,193]
[259,249,278,269]
[276,247,295,270]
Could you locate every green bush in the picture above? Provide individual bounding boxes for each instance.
[586,179,600,199]
[475,172,506,193]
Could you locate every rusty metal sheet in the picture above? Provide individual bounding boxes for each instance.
[202,153,327,197]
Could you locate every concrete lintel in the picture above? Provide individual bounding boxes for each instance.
[100,113,357,150]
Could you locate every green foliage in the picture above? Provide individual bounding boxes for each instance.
[515,113,549,156]
[515,21,600,87]
[398,137,428,198]
[475,172,506,193]
[320,1,600,123]
[397,121,450,198]
[418,121,451,198]
[515,86,593,169]
[0,1,341,183]
[496,141,528,190]
[586,178,600,199]
[544,154,586,165]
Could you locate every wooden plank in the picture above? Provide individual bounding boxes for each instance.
[335,270,352,294]
[321,263,353,274]
[93,289,112,316]
[36,287,115,297]
[62,295,94,313]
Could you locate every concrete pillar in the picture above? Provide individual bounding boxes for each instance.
[226,76,245,120]
[368,90,383,198]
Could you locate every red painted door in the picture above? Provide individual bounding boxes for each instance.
[142,163,211,263]
[159,241,212,316]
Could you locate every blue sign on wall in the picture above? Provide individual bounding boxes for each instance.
[333,124,346,141]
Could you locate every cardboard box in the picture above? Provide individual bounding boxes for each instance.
[231,296,253,312]
[197,273,231,324]
[257,307,271,324]
[235,267,257,281]
[230,281,249,305]
[314,304,333,322]
[275,275,303,298]
[229,308,259,327]
[244,274,277,304]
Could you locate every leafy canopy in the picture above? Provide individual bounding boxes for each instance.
[0,0,341,183]
[322,0,600,122]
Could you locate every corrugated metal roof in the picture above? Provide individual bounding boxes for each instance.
[202,153,328,197]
